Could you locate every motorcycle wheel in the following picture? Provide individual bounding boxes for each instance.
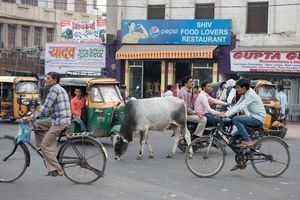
[177,135,201,152]
[177,136,187,152]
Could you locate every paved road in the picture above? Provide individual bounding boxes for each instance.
[0,121,300,200]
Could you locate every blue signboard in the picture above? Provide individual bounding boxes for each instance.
[121,19,231,45]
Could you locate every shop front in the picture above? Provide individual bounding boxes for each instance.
[231,46,300,121]
[116,44,219,97]
[116,19,231,97]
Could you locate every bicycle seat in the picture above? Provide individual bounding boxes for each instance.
[60,127,67,136]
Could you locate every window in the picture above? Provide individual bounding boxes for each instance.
[21,26,29,47]
[34,27,42,46]
[7,25,16,49]
[195,3,215,19]
[54,0,67,10]
[247,2,268,33]
[0,24,2,48]
[21,0,38,6]
[75,0,87,13]
[93,0,97,9]
[2,0,16,2]
[47,28,54,42]
[147,5,165,19]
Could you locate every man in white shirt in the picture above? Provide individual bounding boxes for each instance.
[276,84,288,120]
[220,79,266,148]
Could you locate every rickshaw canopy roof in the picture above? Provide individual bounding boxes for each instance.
[60,77,119,87]
[251,80,276,88]
[0,76,37,83]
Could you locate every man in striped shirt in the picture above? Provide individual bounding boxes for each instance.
[178,76,207,137]
[24,72,71,177]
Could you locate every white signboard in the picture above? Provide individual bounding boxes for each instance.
[45,43,106,74]
[231,51,300,73]
[61,19,106,43]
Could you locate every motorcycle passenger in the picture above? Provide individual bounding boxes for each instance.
[220,79,266,148]
[194,81,227,127]
[178,76,207,137]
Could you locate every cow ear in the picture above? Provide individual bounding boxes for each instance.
[112,134,120,146]
[121,136,128,144]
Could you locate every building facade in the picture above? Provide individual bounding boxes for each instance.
[107,0,300,119]
[0,0,103,75]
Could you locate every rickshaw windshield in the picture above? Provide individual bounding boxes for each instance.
[91,85,122,102]
[16,81,39,94]
[257,85,276,100]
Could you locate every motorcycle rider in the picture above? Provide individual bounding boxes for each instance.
[178,76,207,137]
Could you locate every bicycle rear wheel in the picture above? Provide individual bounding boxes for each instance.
[185,136,225,178]
[251,136,290,177]
[0,136,28,183]
[58,136,107,184]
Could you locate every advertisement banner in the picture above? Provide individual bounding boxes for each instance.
[45,43,106,74]
[231,51,300,73]
[121,19,231,45]
[61,19,106,43]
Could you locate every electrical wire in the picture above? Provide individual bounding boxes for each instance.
[1,1,300,8]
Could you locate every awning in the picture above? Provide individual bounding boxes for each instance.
[232,46,300,52]
[116,45,218,60]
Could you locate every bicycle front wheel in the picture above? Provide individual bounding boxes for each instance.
[58,136,107,184]
[0,136,28,183]
[185,136,225,178]
[251,136,290,177]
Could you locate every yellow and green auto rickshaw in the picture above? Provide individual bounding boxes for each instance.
[251,80,287,138]
[0,76,41,121]
[59,73,125,138]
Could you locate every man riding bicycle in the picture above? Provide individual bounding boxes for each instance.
[24,72,71,177]
[220,79,266,148]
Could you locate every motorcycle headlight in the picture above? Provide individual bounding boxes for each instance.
[21,99,30,105]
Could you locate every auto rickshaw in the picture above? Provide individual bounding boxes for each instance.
[0,76,41,121]
[59,71,125,138]
[252,80,287,138]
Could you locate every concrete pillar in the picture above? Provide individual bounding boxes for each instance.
[160,61,165,96]
[15,25,22,48]
[212,63,218,83]
[125,59,129,93]
[268,0,275,34]
[167,62,174,85]
[41,27,47,48]
[28,26,34,47]
[2,24,8,48]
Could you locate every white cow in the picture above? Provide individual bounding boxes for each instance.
[113,96,192,160]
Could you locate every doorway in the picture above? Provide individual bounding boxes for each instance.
[174,62,191,85]
[143,61,161,98]
[129,61,143,98]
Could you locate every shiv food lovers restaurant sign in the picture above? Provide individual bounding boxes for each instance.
[231,51,300,73]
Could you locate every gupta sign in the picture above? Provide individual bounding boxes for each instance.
[231,51,300,73]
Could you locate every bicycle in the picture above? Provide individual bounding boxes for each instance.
[0,122,107,184]
[185,118,290,178]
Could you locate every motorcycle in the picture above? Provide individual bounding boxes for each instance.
[252,80,287,139]
[125,86,141,102]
